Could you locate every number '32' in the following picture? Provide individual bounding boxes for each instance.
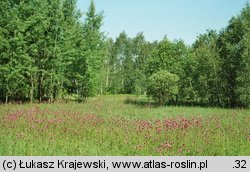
[234,160,246,168]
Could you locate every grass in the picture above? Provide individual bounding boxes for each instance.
[0,95,249,155]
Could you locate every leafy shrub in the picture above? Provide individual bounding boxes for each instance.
[146,70,179,105]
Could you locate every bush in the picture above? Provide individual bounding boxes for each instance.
[146,70,179,105]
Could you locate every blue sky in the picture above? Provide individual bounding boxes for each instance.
[77,0,249,45]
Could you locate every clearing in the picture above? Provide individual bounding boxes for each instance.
[0,95,249,155]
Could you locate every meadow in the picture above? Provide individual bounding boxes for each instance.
[0,95,249,156]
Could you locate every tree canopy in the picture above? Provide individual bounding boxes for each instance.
[0,1,249,108]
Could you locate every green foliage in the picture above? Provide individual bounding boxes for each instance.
[236,4,250,107]
[0,1,249,108]
[146,38,192,105]
[0,0,104,103]
[81,0,105,98]
[236,28,250,106]
[147,70,179,105]
[218,3,250,107]
[192,30,222,106]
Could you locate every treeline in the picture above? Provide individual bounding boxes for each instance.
[0,0,249,107]
[0,0,105,103]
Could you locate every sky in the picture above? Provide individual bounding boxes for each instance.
[77,0,249,45]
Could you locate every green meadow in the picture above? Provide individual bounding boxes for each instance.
[0,95,249,156]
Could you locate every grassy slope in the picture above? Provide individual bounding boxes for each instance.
[0,95,249,155]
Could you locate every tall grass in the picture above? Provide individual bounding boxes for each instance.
[0,95,249,155]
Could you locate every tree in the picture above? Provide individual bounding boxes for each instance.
[98,38,114,94]
[132,33,153,94]
[146,37,189,104]
[81,0,105,98]
[218,3,250,107]
[236,3,250,107]
[0,0,30,103]
[108,32,132,94]
[192,30,222,106]
[60,0,84,100]
[146,70,179,105]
